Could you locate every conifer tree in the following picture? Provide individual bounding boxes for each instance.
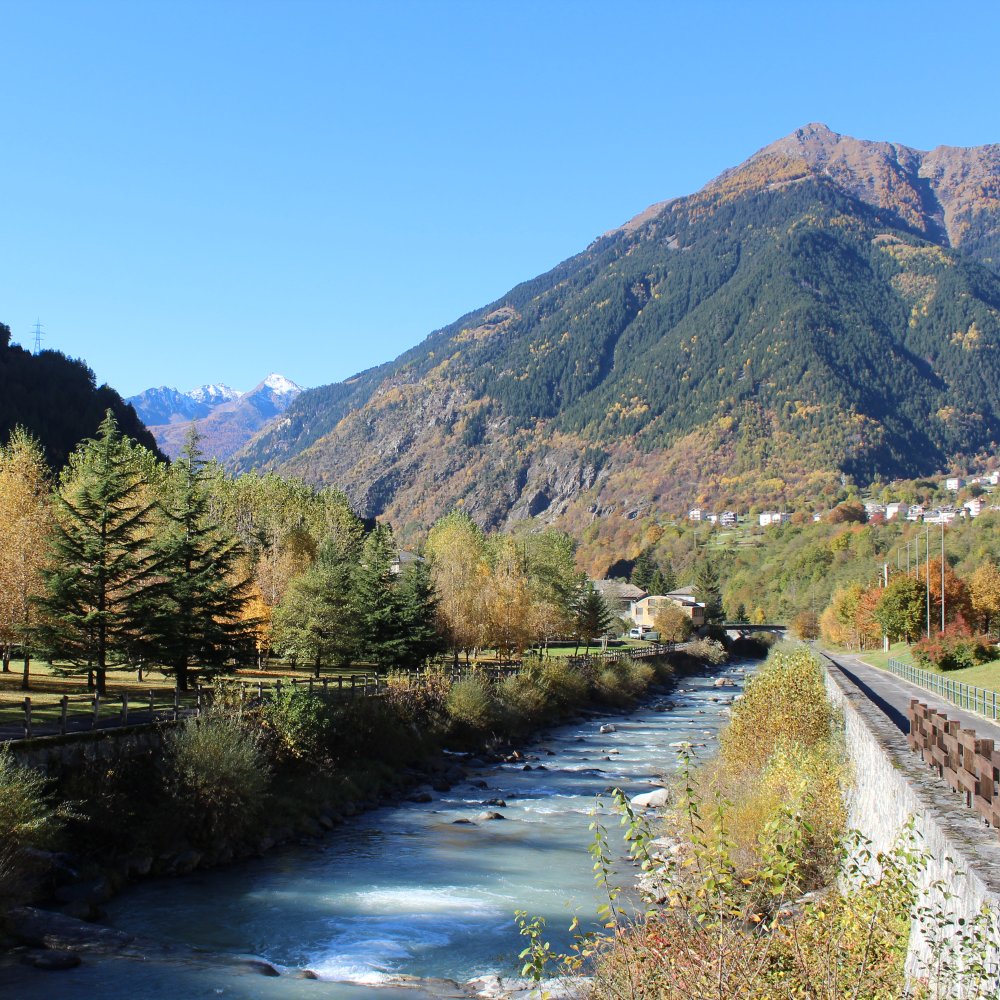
[573,582,613,654]
[271,535,357,675]
[37,413,157,694]
[141,433,253,690]
[394,558,441,666]
[353,524,403,670]
[693,560,724,625]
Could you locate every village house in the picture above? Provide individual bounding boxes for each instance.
[591,580,647,617]
[964,497,987,518]
[719,510,738,526]
[630,587,706,629]
[945,476,965,491]
[759,511,791,527]
[688,508,703,522]
[885,502,903,520]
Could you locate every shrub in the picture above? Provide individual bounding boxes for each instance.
[912,618,992,671]
[536,658,589,711]
[720,644,835,773]
[165,714,271,846]
[497,672,550,728]
[685,637,728,666]
[262,686,334,762]
[0,749,68,906]
[446,676,498,738]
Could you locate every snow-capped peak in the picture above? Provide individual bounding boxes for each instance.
[261,373,301,396]
[188,383,242,404]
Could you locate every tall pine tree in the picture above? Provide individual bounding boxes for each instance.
[353,524,403,670]
[37,413,158,694]
[141,433,254,691]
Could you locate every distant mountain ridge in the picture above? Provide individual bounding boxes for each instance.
[130,374,301,460]
[230,124,1000,557]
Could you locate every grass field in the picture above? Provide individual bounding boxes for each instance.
[859,641,1000,694]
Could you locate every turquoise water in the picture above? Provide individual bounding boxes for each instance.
[1,665,747,998]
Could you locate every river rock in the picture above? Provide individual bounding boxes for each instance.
[713,677,735,688]
[470,779,488,789]
[432,779,452,792]
[246,959,281,976]
[477,811,505,821]
[23,949,82,971]
[8,907,136,953]
[630,788,671,809]
[408,791,434,803]
[54,875,113,907]
[599,724,616,734]
[297,969,320,979]
[483,799,507,807]
[521,764,533,771]
[170,849,203,875]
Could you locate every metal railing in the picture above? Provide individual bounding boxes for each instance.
[887,658,1000,722]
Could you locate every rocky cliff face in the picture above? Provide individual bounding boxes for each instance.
[234,125,1000,540]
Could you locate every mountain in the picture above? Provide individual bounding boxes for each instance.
[133,374,302,461]
[233,124,1000,550]
[128,383,242,426]
[0,324,162,467]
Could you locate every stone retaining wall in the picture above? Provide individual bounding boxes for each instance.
[823,659,1000,992]
[7,724,172,777]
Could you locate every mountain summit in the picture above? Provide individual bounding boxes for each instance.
[130,375,302,460]
[233,125,1000,557]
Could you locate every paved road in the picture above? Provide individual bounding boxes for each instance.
[821,648,1000,744]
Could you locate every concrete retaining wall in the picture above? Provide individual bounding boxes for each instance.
[824,660,1000,992]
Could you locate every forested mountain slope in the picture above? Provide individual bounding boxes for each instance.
[234,124,1000,539]
[0,324,160,466]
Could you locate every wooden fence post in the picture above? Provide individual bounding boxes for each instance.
[148,690,155,723]
[22,697,31,740]
[173,689,179,721]
[92,693,101,729]
[121,692,129,725]
[60,695,68,735]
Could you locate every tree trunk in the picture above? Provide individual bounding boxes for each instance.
[20,649,29,691]
[176,661,189,692]
[1,647,9,673]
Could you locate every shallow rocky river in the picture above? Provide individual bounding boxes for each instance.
[2,663,749,999]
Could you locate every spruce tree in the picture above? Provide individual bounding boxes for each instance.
[271,536,357,675]
[353,525,403,670]
[37,413,157,695]
[693,560,724,625]
[573,583,613,654]
[141,433,253,691]
[395,558,441,666]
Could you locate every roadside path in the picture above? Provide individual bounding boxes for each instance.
[821,648,1000,744]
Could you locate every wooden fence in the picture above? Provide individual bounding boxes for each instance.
[907,698,1000,832]
[3,662,532,742]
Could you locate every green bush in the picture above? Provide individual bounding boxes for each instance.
[536,658,589,711]
[0,749,67,906]
[446,675,498,737]
[497,672,550,728]
[165,714,271,847]
[262,686,334,762]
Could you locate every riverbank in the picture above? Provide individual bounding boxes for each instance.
[0,642,747,967]
[1,655,752,996]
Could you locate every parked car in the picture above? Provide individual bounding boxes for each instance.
[628,626,660,641]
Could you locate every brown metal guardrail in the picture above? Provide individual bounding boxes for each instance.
[908,698,1000,832]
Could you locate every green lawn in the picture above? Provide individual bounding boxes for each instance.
[858,642,1000,695]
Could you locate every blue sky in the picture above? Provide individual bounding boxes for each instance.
[1,1,998,397]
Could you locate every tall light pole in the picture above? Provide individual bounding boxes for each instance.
[941,521,946,632]
[925,524,931,638]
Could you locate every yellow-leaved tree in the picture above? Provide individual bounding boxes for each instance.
[0,429,54,690]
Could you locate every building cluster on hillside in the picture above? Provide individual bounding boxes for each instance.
[686,467,1000,530]
[591,580,707,629]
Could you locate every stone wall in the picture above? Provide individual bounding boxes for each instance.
[7,724,173,777]
[823,659,1000,992]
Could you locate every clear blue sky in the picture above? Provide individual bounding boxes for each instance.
[1,0,997,397]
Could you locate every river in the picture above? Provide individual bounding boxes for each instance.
[2,662,749,999]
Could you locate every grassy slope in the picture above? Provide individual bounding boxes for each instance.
[858,641,1000,694]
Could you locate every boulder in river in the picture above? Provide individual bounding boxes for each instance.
[23,949,82,971]
[476,811,505,821]
[630,788,671,809]
[599,724,617,734]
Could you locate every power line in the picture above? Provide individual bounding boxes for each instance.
[32,320,44,354]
